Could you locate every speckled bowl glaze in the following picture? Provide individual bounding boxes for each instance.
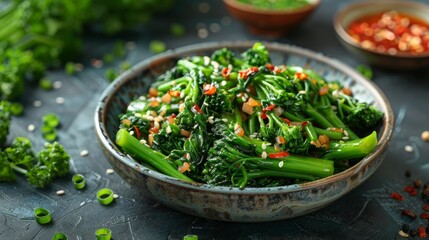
[95,41,394,222]
[334,0,429,70]
[223,0,320,36]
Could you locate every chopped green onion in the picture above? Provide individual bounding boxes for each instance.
[355,64,373,80]
[102,53,114,64]
[95,228,112,240]
[10,102,24,116]
[119,61,131,72]
[65,62,76,75]
[42,113,60,128]
[39,78,54,90]
[52,232,68,240]
[34,208,51,225]
[113,41,126,58]
[104,68,118,82]
[72,174,86,189]
[43,130,58,142]
[149,40,166,54]
[171,23,185,37]
[97,188,114,205]
[183,235,198,240]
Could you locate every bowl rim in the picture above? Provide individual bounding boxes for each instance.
[223,0,321,15]
[95,40,394,195]
[333,0,429,59]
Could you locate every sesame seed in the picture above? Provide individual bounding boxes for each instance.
[278,161,284,168]
[53,81,63,89]
[261,151,267,159]
[125,41,136,49]
[134,113,142,118]
[80,150,89,157]
[56,190,65,196]
[55,97,65,104]
[222,118,228,123]
[139,96,147,101]
[129,130,134,136]
[203,102,209,106]
[262,143,267,150]
[203,56,211,65]
[154,121,160,129]
[221,80,227,86]
[139,139,147,144]
[405,145,414,152]
[113,194,119,199]
[342,137,349,140]
[421,131,429,142]
[343,130,349,136]
[185,153,191,160]
[398,230,409,238]
[27,124,36,132]
[198,2,211,13]
[197,28,209,39]
[209,23,221,33]
[299,90,306,95]
[33,100,42,108]
[166,125,172,134]
[106,168,115,174]
[241,96,246,102]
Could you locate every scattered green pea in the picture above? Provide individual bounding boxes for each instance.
[65,62,76,75]
[149,40,166,54]
[39,78,53,90]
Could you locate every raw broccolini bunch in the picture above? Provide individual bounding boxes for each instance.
[0,138,70,188]
[116,43,383,188]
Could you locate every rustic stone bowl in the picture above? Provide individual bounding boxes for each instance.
[334,0,429,70]
[94,41,394,222]
[223,0,320,36]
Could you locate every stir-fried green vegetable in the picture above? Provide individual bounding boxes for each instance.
[115,43,383,188]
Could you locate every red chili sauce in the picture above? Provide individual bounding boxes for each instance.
[347,11,429,55]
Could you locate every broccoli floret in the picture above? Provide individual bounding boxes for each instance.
[344,103,383,136]
[241,42,271,67]
[210,47,242,68]
[0,100,12,145]
[0,137,70,188]
[152,123,185,155]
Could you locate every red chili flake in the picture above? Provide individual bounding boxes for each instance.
[239,67,259,80]
[423,204,429,211]
[282,118,292,126]
[133,126,141,139]
[263,104,276,111]
[420,212,429,219]
[170,113,177,118]
[401,209,417,219]
[295,72,308,80]
[260,112,267,119]
[269,151,289,159]
[266,63,281,74]
[391,192,405,201]
[203,83,217,95]
[302,121,309,127]
[222,67,231,79]
[192,104,202,114]
[404,185,418,196]
[418,226,427,238]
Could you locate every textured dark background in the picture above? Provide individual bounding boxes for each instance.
[1,0,429,239]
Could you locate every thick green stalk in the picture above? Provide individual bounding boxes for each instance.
[322,131,378,161]
[116,129,195,182]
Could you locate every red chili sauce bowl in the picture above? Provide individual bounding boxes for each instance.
[334,0,429,70]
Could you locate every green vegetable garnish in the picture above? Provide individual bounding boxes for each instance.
[183,235,198,240]
[355,64,373,80]
[0,101,12,145]
[34,208,52,225]
[95,228,112,240]
[149,40,167,54]
[65,62,77,75]
[104,68,119,82]
[115,43,383,188]
[52,232,68,240]
[0,138,70,188]
[171,23,186,37]
[97,188,114,205]
[72,174,86,189]
[43,113,60,128]
[39,78,54,90]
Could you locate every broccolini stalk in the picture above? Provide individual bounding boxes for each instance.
[322,131,378,161]
[116,129,195,182]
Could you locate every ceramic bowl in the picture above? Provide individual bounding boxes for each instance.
[334,0,429,70]
[94,41,394,222]
[223,0,320,36]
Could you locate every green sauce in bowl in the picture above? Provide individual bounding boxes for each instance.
[237,0,310,10]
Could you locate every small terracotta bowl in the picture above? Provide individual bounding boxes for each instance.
[223,0,321,36]
[334,0,429,70]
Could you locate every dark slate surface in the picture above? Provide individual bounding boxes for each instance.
[1,0,429,239]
